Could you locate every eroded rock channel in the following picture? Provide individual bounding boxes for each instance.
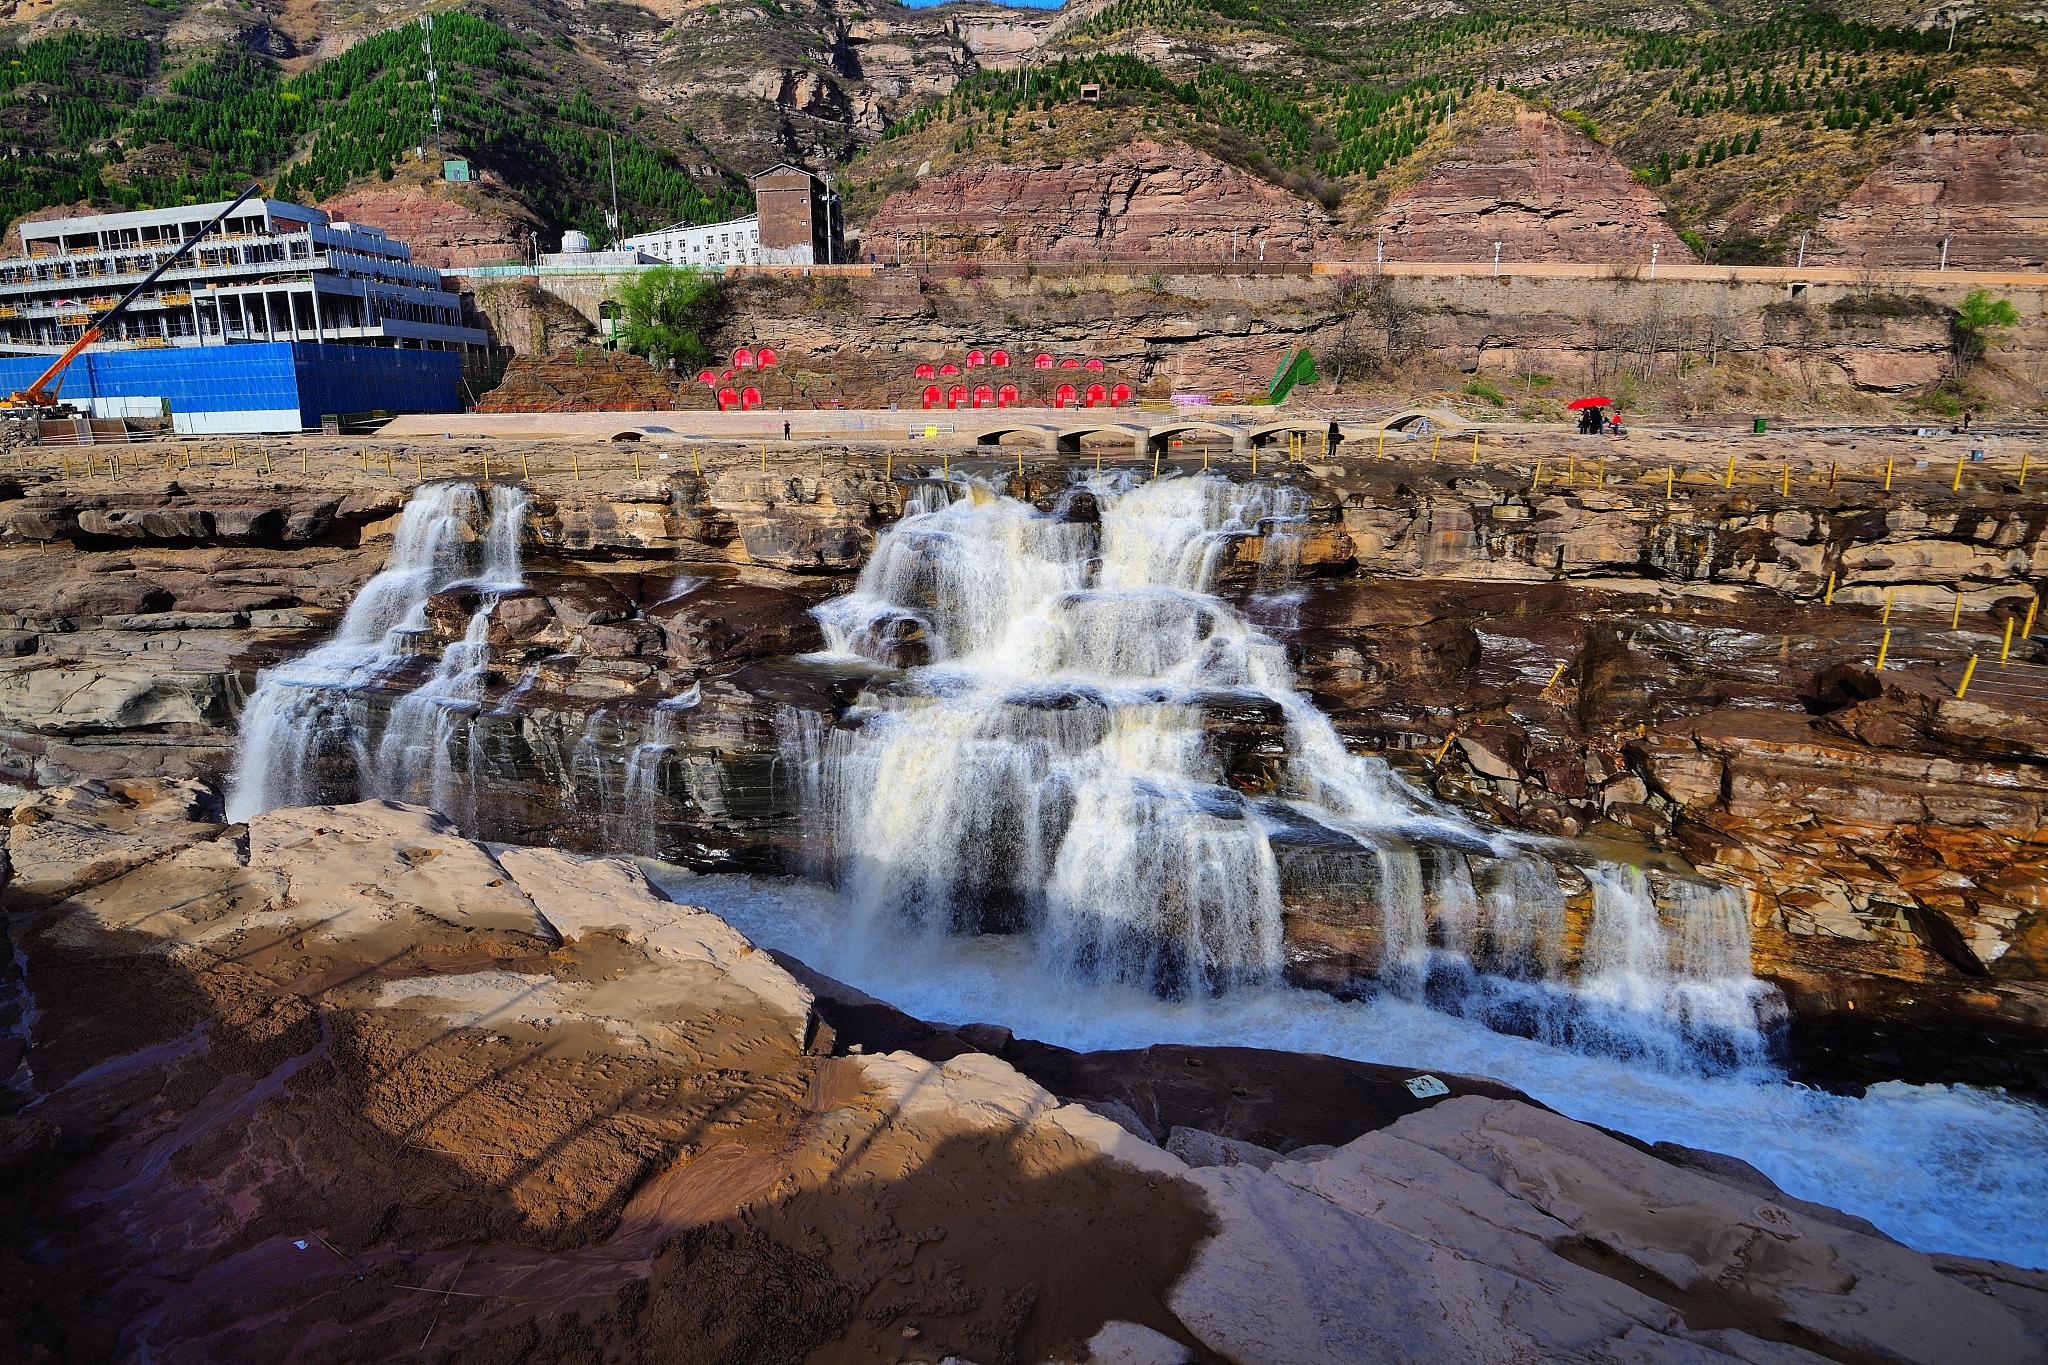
[3,438,2047,1360]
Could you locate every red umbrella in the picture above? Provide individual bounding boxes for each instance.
[1566,397,1612,410]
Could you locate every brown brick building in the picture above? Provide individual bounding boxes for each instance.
[751,164,840,266]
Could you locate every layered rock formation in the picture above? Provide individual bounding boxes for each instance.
[5,785,2045,1362]
[2,437,2045,1084]
[1372,101,1694,266]
[317,176,540,271]
[476,349,687,413]
[859,139,1335,263]
[1813,127,2048,271]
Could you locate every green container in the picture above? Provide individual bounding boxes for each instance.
[1753,416,1768,434]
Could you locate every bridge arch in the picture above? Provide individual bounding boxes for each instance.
[972,424,1062,452]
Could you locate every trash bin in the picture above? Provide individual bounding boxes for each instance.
[1752,416,1768,434]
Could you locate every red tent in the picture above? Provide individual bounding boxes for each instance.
[974,383,994,407]
[940,362,961,376]
[1033,353,1054,369]
[756,347,778,368]
[741,386,762,409]
[923,384,942,409]
[998,383,1019,407]
[966,349,985,368]
[991,349,1011,367]
[1055,382,1076,407]
[1083,358,1106,372]
[1111,382,1132,406]
[1086,382,1107,406]
[1059,357,1081,369]
[948,383,969,408]
[717,387,739,410]
[734,347,755,370]
[696,369,716,386]
[914,362,936,379]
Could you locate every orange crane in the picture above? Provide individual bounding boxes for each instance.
[3,184,263,413]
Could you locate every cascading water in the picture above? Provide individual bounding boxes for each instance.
[786,473,1773,1060]
[664,473,2047,1269]
[225,482,527,823]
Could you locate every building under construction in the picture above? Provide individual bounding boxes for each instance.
[0,197,486,433]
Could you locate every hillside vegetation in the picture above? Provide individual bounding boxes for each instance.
[852,0,2048,261]
[0,13,746,241]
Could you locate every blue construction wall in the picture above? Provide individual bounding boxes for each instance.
[292,344,464,425]
[0,343,464,433]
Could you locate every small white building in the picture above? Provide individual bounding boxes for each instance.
[619,214,763,268]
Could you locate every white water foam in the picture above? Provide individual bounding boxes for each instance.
[655,867,2048,1270]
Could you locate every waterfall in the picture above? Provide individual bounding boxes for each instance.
[788,473,1778,1059]
[224,482,527,823]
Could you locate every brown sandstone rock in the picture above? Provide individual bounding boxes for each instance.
[1372,101,1693,265]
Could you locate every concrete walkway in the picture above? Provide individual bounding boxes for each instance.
[379,404,1469,452]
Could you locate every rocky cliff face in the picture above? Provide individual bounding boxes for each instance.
[318,176,539,271]
[10,785,2044,1361]
[1813,126,2048,271]
[859,139,1335,263]
[1372,103,1694,265]
[2,437,2045,1087]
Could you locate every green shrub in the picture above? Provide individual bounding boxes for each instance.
[1463,378,1507,407]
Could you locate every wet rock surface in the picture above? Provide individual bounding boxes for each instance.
[4,784,2046,1363]
[1,438,2045,1086]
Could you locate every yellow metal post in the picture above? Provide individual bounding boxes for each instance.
[1882,587,1894,624]
[1377,426,1386,459]
[1824,570,1836,605]
[1666,466,1674,500]
[1566,453,1575,487]
[1952,451,1966,491]
[885,450,894,480]
[383,450,393,476]
[482,449,491,480]
[1250,447,1258,477]
[2021,451,2031,490]
[1542,661,1568,696]
[1956,654,1979,699]
[1533,457,1544,487]
[2001,616,2016,662]
[1432,432,1442,461]
[2026,595,2040,639]
[301,448,308,477]
[1780,464,1790,497]
[520,453,531,481]
[1152,447,1162,479]
[694,447,703,477]
[1432,731,1457,765]
[1883,454,1894,491]
[1470,431,1479,464]
[1953,593,1964,629]
[1875,628,1892,671]
[1723,454,1735,488]
[571,450,582,481]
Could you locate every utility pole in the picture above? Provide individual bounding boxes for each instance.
[606,137,621,249]
[1940,233,1951,271]
[420,15,442,160]
[1796,231,1807,269]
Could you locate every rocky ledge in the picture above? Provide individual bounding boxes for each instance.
[1,438,2045,1087]
[5,782,2046,1363]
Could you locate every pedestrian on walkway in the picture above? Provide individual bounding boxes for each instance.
[783,419,792,440]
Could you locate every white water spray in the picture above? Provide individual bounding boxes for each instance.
[786,474,1773,1060]
[225,482,527,822]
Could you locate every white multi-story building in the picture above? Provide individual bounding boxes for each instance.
[0,197,485,354]
[619,214,763,268]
